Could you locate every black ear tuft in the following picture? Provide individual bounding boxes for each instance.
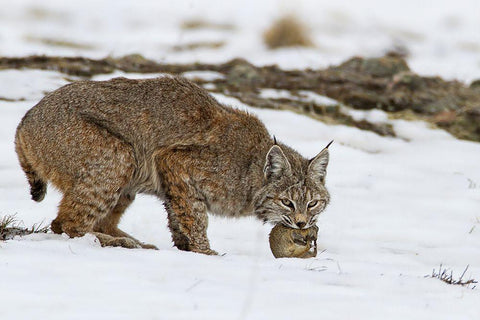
[307,142,331,183]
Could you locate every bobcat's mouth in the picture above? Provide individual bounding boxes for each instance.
[279,215,318,229]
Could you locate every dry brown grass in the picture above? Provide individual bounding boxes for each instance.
[181,19,235,31]
[0,214,49,240]
[427,264,477,289]
[171,41,225,52]
[24,35,95,50]
[263,15,313,49]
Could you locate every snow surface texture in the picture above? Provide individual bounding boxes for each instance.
[1,1,480,320]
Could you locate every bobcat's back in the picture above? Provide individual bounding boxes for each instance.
[16,76,275,205]
[23,76,226,147]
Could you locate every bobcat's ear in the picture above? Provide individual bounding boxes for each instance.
[264,145,292,181]
[307,141,332,184]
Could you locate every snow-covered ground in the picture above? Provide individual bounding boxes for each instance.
[2,0,480,82]
[1,1,479,319]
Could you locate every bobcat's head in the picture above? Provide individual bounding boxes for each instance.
[254,141,331,229]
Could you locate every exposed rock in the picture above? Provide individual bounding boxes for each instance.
[225,58,261,88]
[470,79,480,89]
[334,56,410,77]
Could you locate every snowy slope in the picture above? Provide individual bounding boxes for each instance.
[1,1,480,320]
[1,0,480,81]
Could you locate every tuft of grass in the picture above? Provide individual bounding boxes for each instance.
[0,214,50,241]
[427,264,477,289]
[0,96,26,102]
[469,217,479,234]
[263,15,313,49]
[467,178,477,189]
[30,221,50,234]
[0,214,19,232]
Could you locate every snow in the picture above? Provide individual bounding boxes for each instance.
[297,91,339,106]
[2,0,480,81]
[1,1,480,320]
[259,88,295,100]
[181,71,225,81]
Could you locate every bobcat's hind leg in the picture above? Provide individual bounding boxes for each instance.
[49,140,143,249]
[50,186,120,239]
[93,193,158,250]
[51,190,145,250]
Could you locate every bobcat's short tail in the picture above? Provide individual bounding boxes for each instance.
[15,130,47,202]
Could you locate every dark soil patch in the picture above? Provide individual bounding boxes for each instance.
[1,54,480,141]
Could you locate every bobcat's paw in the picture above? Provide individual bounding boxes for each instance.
[139,242,159,250]
[91,232,141,249]
[191,247,218,255]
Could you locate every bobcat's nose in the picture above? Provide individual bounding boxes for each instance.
[296,221,306,229]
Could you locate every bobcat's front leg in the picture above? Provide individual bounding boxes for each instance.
[157,148,217,255]
[164,194,216,255]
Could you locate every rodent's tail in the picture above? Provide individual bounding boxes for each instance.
[15,129,47,202]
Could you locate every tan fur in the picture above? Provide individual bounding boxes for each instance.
[269,224,318,258]
[15,76,330,254]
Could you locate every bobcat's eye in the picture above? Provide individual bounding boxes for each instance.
[280,198,295,209]
[307,200,318,208]
[308,199,325,209]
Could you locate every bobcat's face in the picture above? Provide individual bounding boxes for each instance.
[255,142,331,229]
[271,179,329,229]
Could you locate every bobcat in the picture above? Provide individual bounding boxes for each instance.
[15,76,331,254]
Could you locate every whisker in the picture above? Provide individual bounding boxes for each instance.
[306,216,318,228]
[282,215,293,224]
[281,215,295,228]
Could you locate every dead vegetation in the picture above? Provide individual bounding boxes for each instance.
[181,18,235,31]
[427,264,477,288]
[0,96,26,102]
[263,15,313,49]
[1,54,480,141]
[0,214,49,241]
[171,41,225,52]
[24,35,95,50]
